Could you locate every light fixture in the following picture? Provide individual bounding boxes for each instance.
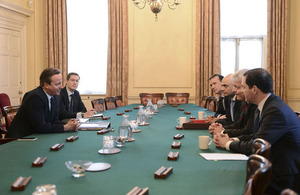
[132,0,180,21]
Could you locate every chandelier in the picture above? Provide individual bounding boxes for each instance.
[132,0,180,21]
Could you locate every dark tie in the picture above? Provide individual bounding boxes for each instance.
[69,94,74,112]
[253,108,261,134]
[49,97,54,118]
[230,99,235,122]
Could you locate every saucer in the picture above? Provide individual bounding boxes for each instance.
[86,162,111,172]
[139,122,149,126]
[98,148,121,155]
[132,129,141,133]
[127,138,135,142]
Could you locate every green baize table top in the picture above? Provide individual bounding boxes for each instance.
[0,104,246,195]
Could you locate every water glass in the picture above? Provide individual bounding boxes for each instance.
[102,136,115,149]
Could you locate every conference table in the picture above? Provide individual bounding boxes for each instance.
[0,104,247,195]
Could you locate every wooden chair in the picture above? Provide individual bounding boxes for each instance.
[104,97,117,110]
[91,98,104,112]
[244,154,272,195]
[200,96,208,108]
[295,111,300,119]
[252,138,271,159]
[0,93,11,130]
[206,96,217,112]
[3,105,20,130]
[139,93,164,106]
[165,92,190,105]
[115,95,125,107]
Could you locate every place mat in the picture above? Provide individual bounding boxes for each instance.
[86,162,111,172]
[98,148,121,155]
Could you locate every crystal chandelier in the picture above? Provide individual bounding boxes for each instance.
[132,0,180,21]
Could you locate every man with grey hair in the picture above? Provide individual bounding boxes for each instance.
[209,69,257,137]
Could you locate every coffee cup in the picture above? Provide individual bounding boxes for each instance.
[177,117,187,127]
[198,136,212,150]
[198,111,207,120]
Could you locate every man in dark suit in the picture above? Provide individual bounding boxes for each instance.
[214,68,300,194]
[209,69,256,137]
[7,68,79,138]
[59,72,96,120]
[209,74,226,117]
[208,74,243,125]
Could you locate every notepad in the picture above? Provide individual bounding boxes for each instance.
[199,153,248,161]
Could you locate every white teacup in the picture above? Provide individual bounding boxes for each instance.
[177,117,187,127]
[198,111,207,120]
[198,136,212,150]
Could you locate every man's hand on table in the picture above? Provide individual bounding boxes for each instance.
[64,119,79,131]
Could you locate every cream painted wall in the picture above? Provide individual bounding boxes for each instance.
[287,0,300,111]
[128,1,196,104]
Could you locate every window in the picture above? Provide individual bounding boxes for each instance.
[67,0,108,94]
[220,0,267,76]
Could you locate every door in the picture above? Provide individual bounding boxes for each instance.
[0,27,24,105]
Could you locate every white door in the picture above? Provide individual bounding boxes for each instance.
[0,27,24,105]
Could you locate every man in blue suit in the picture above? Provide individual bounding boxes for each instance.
[7,68,79,138]
[214,68,300,194]
[59,72,96,120]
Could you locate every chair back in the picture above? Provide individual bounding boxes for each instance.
[91,98,104,112]
[244,154,272,195]
[252,138,271,159]
[295,111,300,119]
[3,105,20,129]
[166,93,190,105]
[104,97,117,110]
[115,96,125,107]
[139,93,164,106]
[200,96,208,108]
[0,93,11,129]
[206,96,217,112]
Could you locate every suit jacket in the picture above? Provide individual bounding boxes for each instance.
[6,86,64,138]
[59,87,87,120]
[223,102,257,137]
[216,96,243,126]
[214,96,226,117]
[230,94,300,176]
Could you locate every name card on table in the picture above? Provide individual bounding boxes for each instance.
[32,157,47,167]
[127,186,149,195]
[154,166,173,179]
[66,135,79,142]
[11,176,31,191]
[50,143,64,151]
[171,141,181,149]
[173,134,184,140]
[167,151,179,161]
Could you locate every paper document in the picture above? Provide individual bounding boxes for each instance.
[88,113,103,119]
[199,153,248,161]
[79,121,110,130]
